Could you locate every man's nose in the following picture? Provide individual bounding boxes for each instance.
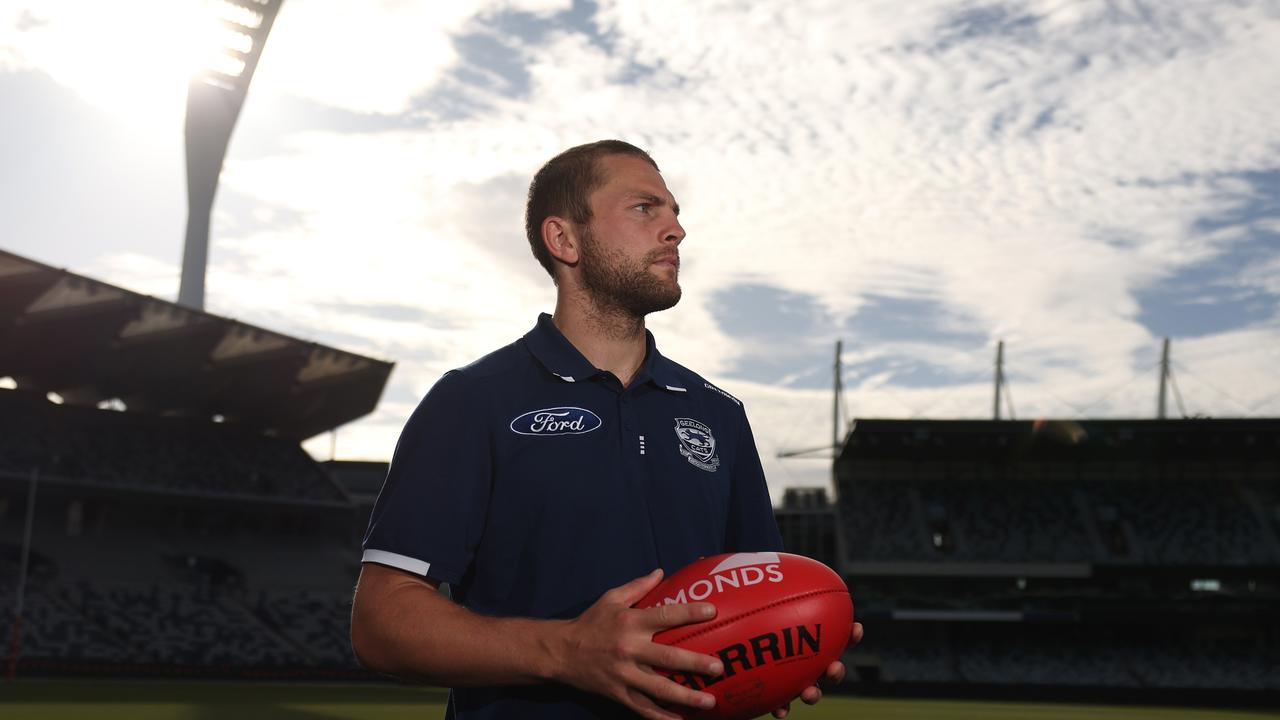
[666,215,685,244]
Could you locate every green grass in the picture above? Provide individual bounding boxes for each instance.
[0,681,1274,720]
[0,681,444,720]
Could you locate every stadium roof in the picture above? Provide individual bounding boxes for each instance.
[0,248,393,439]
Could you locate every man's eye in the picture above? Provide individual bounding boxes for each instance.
[635,204,651,213]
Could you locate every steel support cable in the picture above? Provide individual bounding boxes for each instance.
[1172,361,1254,414]
[1050,361,1160,419]
[1245,388,1280,416]
[1168,367,1189,418]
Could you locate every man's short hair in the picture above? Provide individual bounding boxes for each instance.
[525,140,660,279]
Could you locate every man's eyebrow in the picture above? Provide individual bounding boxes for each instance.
[630,192,680,216]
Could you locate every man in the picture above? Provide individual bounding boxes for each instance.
[351,140,861,719]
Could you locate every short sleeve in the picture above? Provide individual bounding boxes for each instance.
[361,370,492,585]
[723,410,784,553]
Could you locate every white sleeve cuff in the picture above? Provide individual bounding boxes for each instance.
[362,549,431,577]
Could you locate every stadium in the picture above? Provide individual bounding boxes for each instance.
[2,248,1276,715]
[4,1,1280,718]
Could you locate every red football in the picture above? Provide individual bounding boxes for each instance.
[634,552,854,720]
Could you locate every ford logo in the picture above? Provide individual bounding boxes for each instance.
[510,407,603,436]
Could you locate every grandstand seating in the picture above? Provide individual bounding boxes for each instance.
[3,410,1278,699]
[0,535,361,673]
[0,390,346,504]
[951,625,1139,687]
[11,570,1275,691]
[839,460,1280,566]
[0,388,364,674]
[916,475,1096,563]
[841,476,934,561]
[252,588,357,667]
[857,622,1279,691]
[1,577,357,669]
[832,421,1280,697]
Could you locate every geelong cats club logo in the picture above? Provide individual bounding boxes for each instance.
[674,417,720,472]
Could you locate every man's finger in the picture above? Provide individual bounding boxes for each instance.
[645,601,716,630]
[850,621,864,646]
[606,568,665,606]
[631,668,717,712]
[637,641,723,677]
[824,659,845,684]
[625,687,684,720]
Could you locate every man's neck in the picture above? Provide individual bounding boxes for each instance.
[552,293,648,387]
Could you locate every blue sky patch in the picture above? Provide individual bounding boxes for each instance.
[845,294,987,346]
[845,354,987,390]
[931,3,1042,54]
[1135,169,1280,337]
[709,283,833,388]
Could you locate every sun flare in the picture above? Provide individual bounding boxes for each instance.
[11,0,259,128]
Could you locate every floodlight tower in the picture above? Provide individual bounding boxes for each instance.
[992,340,1014,420]
[179,0,284,310]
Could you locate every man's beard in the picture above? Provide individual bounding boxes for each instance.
[578,225,681,318]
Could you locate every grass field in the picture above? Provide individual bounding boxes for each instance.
[1,681,1276,720]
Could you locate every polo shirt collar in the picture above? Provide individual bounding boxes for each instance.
[523,313,688,393]
[523,313,597,383]
[641,334,688,394]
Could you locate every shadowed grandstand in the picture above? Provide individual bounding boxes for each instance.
[0,248,390,678]
[837,419,1280,569]
[0,249,392,440]
[834,419,1280,699]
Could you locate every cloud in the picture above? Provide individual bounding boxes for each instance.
[251,1,487,115]
[204,0,1280,482]
[6,0,1280,498]
[2,1,243,127]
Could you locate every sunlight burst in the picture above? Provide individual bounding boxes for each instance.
[12,0,262,127]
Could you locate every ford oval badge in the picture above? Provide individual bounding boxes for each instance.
[510,406,603,436]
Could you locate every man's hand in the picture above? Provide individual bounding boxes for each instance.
[770,621,864,719]
[551,568,725,720]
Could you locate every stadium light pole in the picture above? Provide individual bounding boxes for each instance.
[1158,338,1171,420]
[832,339,843,456]
[993,340,1004,420]
[179,0,284,310]
[6,468,38,681]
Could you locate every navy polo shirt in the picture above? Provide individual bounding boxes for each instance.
[362,313,782,720]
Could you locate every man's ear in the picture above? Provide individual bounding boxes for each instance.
[542,216,580,266]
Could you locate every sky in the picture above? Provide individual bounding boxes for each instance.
[2,0,1278,500]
